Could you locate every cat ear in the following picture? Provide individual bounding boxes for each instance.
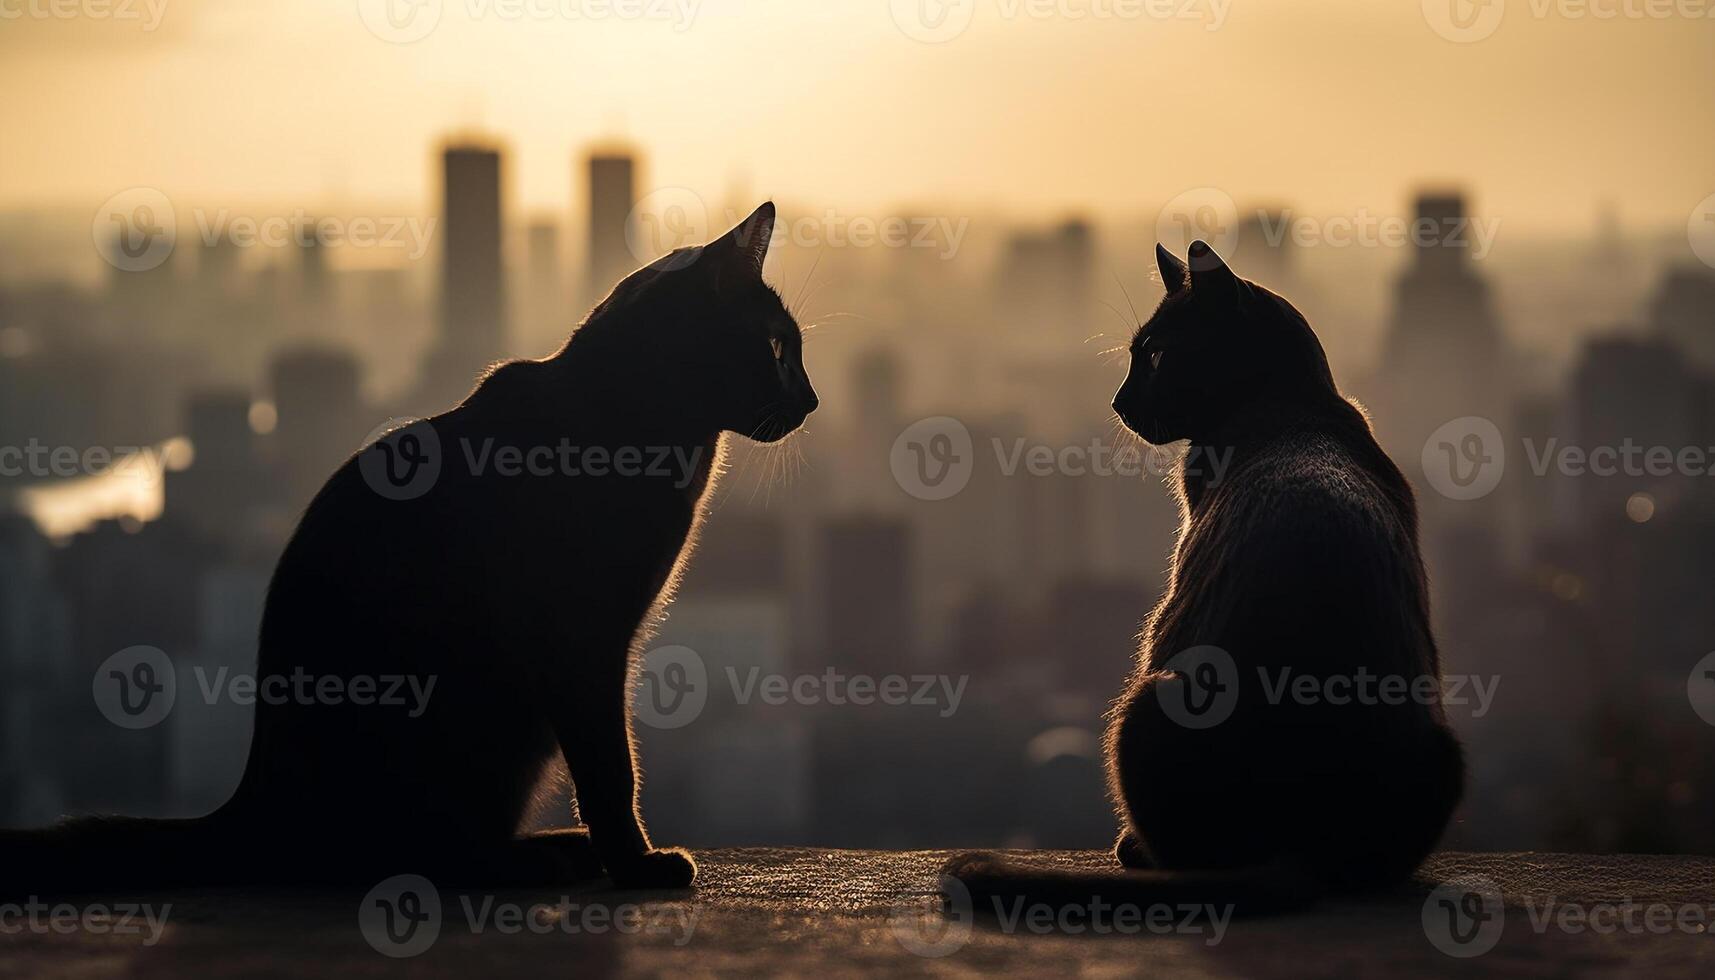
[1155,244,1189,293]
[1187,240,1239,303]
[711,201,776,281]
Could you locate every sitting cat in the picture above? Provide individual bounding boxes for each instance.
[4,202,817,893]
[945,242,1464,913]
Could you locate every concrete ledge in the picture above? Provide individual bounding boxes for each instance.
[2,848,1711,977]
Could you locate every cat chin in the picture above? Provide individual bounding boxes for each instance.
[743,422,805,444]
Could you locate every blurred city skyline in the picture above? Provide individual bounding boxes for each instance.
[3,1,1713,860]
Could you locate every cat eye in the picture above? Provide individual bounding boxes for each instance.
[770,337,785,362]
[1150,350,1164,371]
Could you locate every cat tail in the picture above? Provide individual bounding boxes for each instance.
[0,808,246,898]
[938,853,1323,920]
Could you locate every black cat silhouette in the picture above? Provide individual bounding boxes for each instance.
[4,202,817,893]
[944,241,1463,913]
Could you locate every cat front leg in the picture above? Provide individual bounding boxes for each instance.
[552,660,696,890]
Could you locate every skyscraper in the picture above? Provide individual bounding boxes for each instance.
[419,143,507,412]
[522,219,563,354]
[1370,192,1510,469]
[1367,191,1514,571]
[585,152,636,304]
[270,346,365,512]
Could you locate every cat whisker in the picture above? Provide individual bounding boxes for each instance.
[792,247,826,319]
[1096,300,1134,333]
[1113,270,1140,325]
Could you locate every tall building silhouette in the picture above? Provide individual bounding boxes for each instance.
[1371,192,1509,467]
[1380,192,1505,382]
[1368,191,1513,572]
[586,152,636,303]
[420,143,507,412]
[164,389,264,542]
[523,219,563,353]
[994,219,1094,347]
[270,346,365,512]
[1649,267,1715,371]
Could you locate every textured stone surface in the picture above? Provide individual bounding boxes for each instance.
[2,848,1712,977]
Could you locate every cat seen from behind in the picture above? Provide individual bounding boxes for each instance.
[944,241,1464,913]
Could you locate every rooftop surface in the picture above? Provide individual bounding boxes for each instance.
[2,848,1711,977]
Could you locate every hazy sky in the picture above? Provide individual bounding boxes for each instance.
[3,0,1711,231]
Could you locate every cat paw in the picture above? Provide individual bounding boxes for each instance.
[608,847,697,890]
[1115,832,1152,869]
